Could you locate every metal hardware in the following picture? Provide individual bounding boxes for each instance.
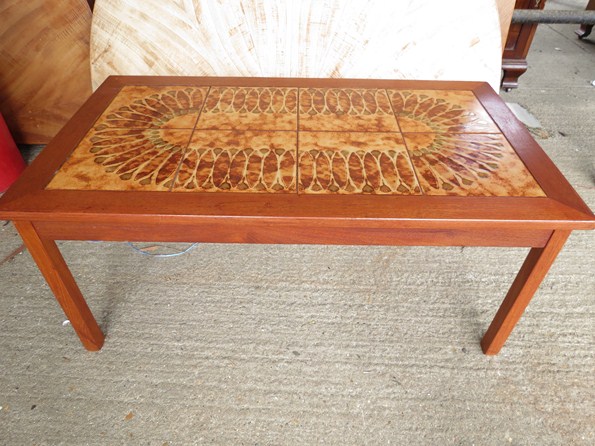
[512,9,595,24]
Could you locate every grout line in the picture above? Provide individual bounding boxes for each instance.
[386,89,424,196]
[43,86,127,189]
[472,89,547,194]
[296,88,300,195]
[168,86,211,192]
[80,127,504,134]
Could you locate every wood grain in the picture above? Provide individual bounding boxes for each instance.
[33,220,554,247]
[0,75,592,354]
[474,83,594,217]
[1,77,594,231]
[0,77,595,354]
[91,0,503,91]
[2,193,594,231]
[497,0,515,51]
[501,0,546,90]
[14,221,104,351]
[481,230,570,354]
[0,0,93,143]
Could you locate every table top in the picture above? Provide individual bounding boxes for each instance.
[1,76,593,230]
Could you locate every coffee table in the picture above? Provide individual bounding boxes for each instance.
[1,76,593,354]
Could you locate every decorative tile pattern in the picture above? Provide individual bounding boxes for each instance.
[298,132,420,194]
[198,87,298,130]
[172,131,297,192]
[404,133,545,196]
[47,127,191,190]
[94,86,209,129]
[299,88,399,132]
[388,90,500,133]
[47,84,543,198]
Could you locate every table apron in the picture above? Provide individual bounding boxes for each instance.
[32,220,553,247]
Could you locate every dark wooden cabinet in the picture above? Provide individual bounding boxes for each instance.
[502,0,546,91]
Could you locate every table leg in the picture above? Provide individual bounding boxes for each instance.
[14,221,105,351]
[481,230,570,355]
[501,59,529,92]
[575,0,595,39]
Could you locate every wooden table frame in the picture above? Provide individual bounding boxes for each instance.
[1,76,593,355]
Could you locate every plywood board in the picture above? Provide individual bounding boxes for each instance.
[497,0,515,51]
[91,0,503,92]
[0,0,93,143]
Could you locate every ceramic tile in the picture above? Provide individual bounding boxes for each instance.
[47,128,192,191]
[94,86,209,129]
[172,131,297,192]
[299,88,399,132]
[404,133,545,196]
[388,90,500,133]
[197,87,298,130]
[298,132,421,194]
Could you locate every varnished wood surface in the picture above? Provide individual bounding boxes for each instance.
[497,0,515,51]
[1,192,593,230]
[0,0,93,143]
[474,83,593,217]
[14,221,104,351]
[1,75,592,354]
[1,76,593,232]
[481,229,570,354]
[33,220,553,248]
[501,0,546,90]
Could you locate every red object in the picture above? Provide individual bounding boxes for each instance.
[0,113,26,192]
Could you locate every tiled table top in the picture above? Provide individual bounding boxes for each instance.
[47,85,545,197]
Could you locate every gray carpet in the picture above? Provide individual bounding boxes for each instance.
[1,5,594,445]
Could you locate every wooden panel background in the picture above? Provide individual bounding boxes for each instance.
[0,0,93,144]
[91,0,504,92]
[497,0,515,49]
[0,0,513,144]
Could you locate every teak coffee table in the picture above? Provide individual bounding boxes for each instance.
[1,76,593,354]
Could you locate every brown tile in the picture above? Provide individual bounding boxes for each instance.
[388,90,500,133]
[404,133,545,196]
[93,86,209,130]
[172,131,297,193]
[47,127,192,191]
[197,87,298,130]
[299,88,399,132]
[298,132,421,195]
